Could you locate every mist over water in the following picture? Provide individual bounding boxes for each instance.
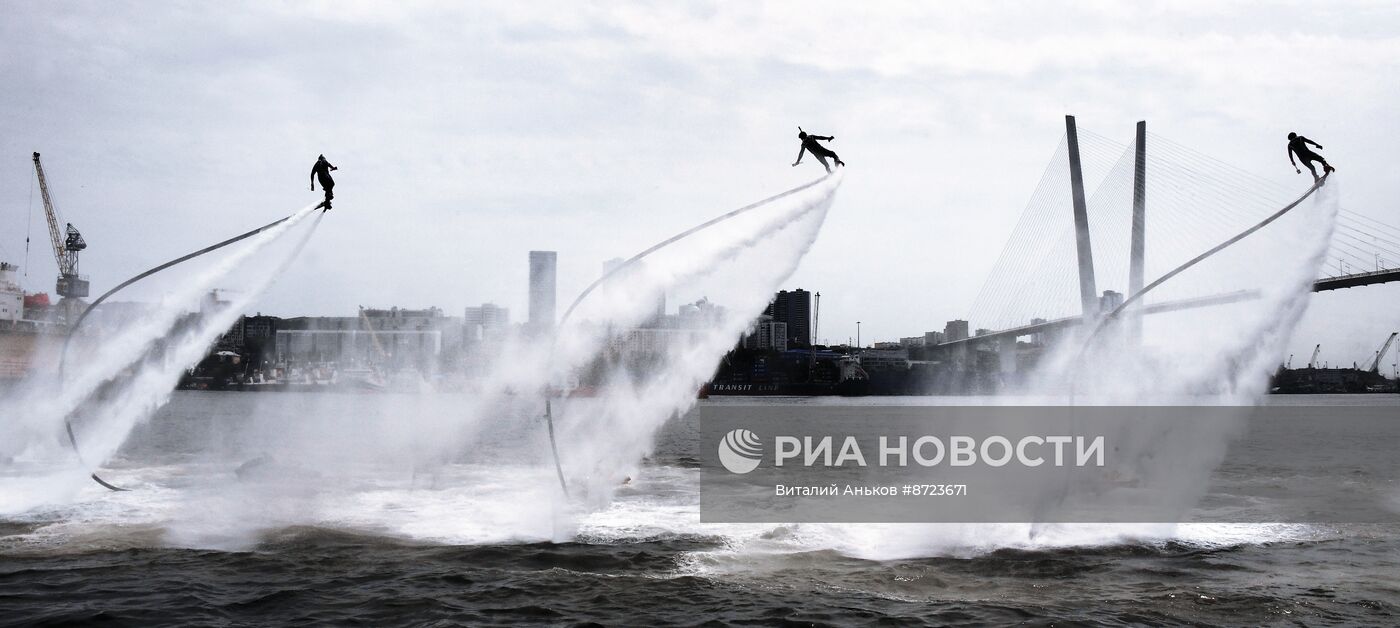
[1,205,322,513]
[718,180,1345,563]
[1,174,845,549]
[0,173,1351,567]
[903,178,1345,556]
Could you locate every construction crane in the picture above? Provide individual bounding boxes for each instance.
[1307,343,1321,369]
[31,153,90,309]
[1363,332,1398,374]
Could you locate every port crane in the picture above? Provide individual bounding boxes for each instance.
[1306,344,1321,369]
[31,153,90,312]
[1363,332,1398,374]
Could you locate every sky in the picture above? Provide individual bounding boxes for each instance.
[1,1,1398,369]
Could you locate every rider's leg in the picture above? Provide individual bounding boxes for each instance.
[1303,159,1319,181]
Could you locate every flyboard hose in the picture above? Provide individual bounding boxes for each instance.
[1025,176,1327,531]
[58,207,323,491]
[541,170,839,497]
[1069,175,1329,399]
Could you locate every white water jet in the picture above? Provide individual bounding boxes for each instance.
[797,180,1343,561]
[6,171,1335,562]
[0,206,321,513]
[131,173,846,546]
[555,175,840,505]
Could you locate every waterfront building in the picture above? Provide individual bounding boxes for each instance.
[764,288,812,347]
[0,263,21,323]
[464,303,510,341]
[944,319,970,342]
[529,251,557,332]
[743,314,788,351]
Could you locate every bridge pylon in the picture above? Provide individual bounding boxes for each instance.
[1128,120,1148,344]
[1065,115,1098,321]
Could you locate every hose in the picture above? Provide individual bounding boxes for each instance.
[1070,175,1329,398]
[59,208,318,491]
[541,170,838,497]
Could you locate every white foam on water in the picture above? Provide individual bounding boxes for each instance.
[0,174,1345,563]
[785,179,1344,560]
[56,173,847,550]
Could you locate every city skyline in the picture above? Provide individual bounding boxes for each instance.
[1,3,1397,366]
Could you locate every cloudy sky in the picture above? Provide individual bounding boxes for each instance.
[2,2,1397,366]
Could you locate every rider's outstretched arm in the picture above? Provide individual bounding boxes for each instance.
[310,168,317,190]
[792,145,807,166]
[1288,147,1297,169]
[814,135,833,141]
[1304,138,1322,149]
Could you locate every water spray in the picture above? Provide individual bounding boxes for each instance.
[57,206,323,491]
[541,170,841,497]
[1069,174,1330,401]
[1017,175,1334,535]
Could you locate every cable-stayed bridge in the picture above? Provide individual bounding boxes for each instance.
[932,115,1399,353]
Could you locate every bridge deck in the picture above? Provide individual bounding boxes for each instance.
[933,266,1399,350]
[1313,268,1400,292]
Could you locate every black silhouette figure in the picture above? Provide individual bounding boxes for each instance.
[310,155,338,211]
[1287,132,1335,182]
[792,127,845,173]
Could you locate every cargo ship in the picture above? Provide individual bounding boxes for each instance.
[0,264,67,382]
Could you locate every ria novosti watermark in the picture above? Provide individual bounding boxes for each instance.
[700,405,1400,523]
[723,430,1105,472]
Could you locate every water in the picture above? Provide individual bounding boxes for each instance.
[1,205,323,513]
[0,172,1365,624]
[0,172,841,512]
[2,393,1398,626]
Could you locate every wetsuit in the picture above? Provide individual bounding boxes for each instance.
[794,134,845,173]
[1288,136,1332,181]
[311,157,336,208]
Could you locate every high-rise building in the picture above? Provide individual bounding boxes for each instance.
[1099,290,1124,315]
[764,288,812,347]
[742,315,788,351]
[528,251,557,331]
[943,319,970,342]
[464,303,510,341]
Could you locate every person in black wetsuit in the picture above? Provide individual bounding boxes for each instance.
[310,155,338,210]
[1287,132,1334,182]
[792,128,845,173]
